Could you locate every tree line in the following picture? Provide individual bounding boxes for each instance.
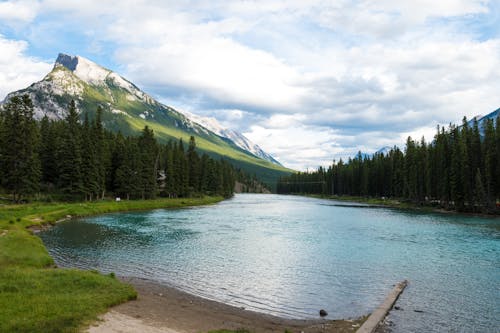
[0,95,241,202]
[277,116,500,213]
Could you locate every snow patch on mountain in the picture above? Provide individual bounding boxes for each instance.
[375,146,392,155]
[54,53,151,104]
[73,56,110,84]
[466,107,500,136]
[109,72,133,91]
[181,110,282,166]
[473,108,499,124]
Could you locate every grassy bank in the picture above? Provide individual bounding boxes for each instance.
[0,196,223,333]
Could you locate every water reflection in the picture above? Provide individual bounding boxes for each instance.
[40,194,500,332]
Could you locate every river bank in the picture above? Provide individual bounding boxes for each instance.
[87,277,367,333]
[304,194,500,218]
[37,193,500,332]
[0,196,223,332]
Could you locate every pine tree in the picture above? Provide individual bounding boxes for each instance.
[110,132,126,197]
[138,126,159,199]
[57,100,84,198]
[199,153,210,193]
[404,137,418,201]
[114,137,141,199]
[174,139,188,197]
[93,106,107,199]
[0,95,41,202]
[276,114,499,213]
[474,169,487,212]
[495,114,500,201]
[164,141,175,197]
[39,116,59,186]
[483,119,496,207]
[81,113,99,200]
[187,136,200,193]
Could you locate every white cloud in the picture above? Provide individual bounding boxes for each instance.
[0,0,499,170]
[244,125,341,170]
[0,35,51,101]
[0,0,39,23]
[114,27,306,112]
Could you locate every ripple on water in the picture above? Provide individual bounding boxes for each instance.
[40,194,500,332]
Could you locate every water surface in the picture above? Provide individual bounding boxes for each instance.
[40,194,500,332]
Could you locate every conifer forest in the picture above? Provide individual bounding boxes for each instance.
[0,95,241,202]
[278,116,500,214]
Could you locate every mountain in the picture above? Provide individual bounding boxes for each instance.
[369,108,500,157]
[180,110,282,166]
[1,53,292,186]
[472,107,499,124]
[356,146,392,159]
[374,146,392,155]
[467,107,500,135]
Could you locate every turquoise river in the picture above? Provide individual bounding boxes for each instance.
[40,194,500,332]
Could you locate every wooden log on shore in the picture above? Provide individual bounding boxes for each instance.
[357,280,408,333]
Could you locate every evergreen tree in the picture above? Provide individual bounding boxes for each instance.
[163,141,175,197]
[277,116,500,214]
[114,137,141,200]
[93,107,107,199]
[0,98,237,202]
[81,113,99,200]
[483,119,496,207]
[109,132,125,196]
[138,126,159,199]
[495,114,500,200]
[174,139,188,197]
[39,116,59,186]
[187,136,200,192]
[57,100,84,198]
[0,95,41,202]
[474,169,487,212]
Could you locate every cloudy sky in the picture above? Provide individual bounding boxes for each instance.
[0,0,499,170]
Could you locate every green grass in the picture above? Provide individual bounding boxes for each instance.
[0,268,136,333]
[0,196,224,332]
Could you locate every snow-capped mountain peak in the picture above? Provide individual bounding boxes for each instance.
[2,53,285,170]
[181,111,282,166]
[375,146,392,155]
[55,53,109,85]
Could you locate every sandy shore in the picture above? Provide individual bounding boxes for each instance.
[87,277,365,333]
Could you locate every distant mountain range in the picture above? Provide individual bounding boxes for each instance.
[365,108,500,157]
[467,107,500,135]
[1,53,291,185]
[470,108,500,124]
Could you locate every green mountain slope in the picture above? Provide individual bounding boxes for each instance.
[2,54,292,186]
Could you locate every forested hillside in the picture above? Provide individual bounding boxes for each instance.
[2,54,292,188]
[278,116,500,213]
[0,95,255,202]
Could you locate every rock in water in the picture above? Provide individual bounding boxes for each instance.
[319,309,328,317]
